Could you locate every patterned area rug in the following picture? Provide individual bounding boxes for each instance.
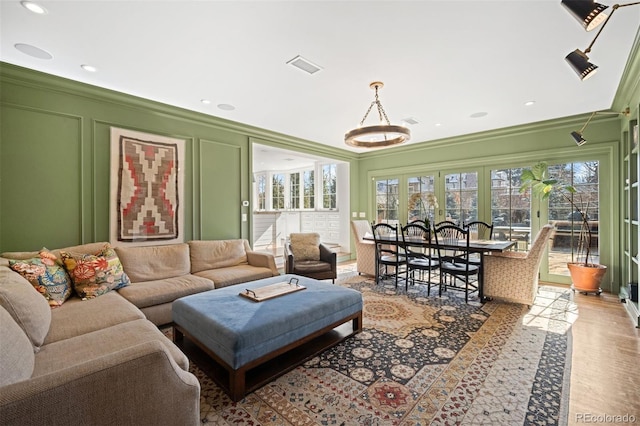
[180,273,575,425]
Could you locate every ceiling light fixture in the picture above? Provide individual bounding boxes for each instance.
[344,81,410,148]
[562,0,640,80]
[81,64,97,72]
[570,107,630,146]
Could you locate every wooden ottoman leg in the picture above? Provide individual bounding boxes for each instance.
[229,367,247,402]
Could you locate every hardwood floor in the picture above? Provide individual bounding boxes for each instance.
[335,262,640,424]
[562,286,640,424]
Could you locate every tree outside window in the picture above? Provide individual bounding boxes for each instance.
[303,170,314,209]
[272,173,285,210]
[322,164,337,209]
[289,172,300,209]
[256,174,266,210]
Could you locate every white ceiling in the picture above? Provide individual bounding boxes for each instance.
[1,0,639,159]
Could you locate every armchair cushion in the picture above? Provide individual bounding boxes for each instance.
[289,233,320,261]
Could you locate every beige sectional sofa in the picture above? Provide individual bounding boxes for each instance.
[0,239,279,426]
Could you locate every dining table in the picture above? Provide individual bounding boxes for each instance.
[364,233,516,301]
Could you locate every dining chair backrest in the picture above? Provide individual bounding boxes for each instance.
[433,223,471,264]
[435,220,458,228]
[372,222,401,254]
[464,221,494,240]
[408,219,428,229]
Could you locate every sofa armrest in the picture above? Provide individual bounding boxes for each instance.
[0,340,200,426]
[319,244,337,272]
[246,250,279,276]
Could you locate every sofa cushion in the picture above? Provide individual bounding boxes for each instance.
[115,243,191,282]
[290,233,320,261]
[44,291,146,345]
[188,240,249,273]
[8,250,73,307]
[117,275,214,309]
[0,306,35,386]
[33,319,190,375]
[60,244,130,299]
[194,265,276,289]
[0,266,51,350]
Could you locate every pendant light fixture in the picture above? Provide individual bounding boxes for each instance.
[561,0,640,80]
[344,81,410,148]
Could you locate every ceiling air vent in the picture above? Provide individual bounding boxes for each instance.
[286,55,322,75]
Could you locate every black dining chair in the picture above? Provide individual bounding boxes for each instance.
[463,220,495,267]
[464,221,494,240]
[371,223,407,288]
[434,220,458,228]
[433,223,480,302]
[401,223,439,292]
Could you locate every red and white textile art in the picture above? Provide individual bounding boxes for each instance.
[110,128,185,246]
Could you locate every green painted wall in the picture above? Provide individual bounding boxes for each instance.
[0,63,357,252]
[2,28,638,292]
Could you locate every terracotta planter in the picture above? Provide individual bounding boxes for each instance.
[567,262,607,295]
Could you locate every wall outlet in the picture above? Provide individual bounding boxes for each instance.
[352,212,357,217]
[242,213,247,222]
[359,212,366,218]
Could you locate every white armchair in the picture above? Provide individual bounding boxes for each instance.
[350,220,376,277]
[483,225,555,307]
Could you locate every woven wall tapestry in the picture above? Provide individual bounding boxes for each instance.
[110,127,185,246]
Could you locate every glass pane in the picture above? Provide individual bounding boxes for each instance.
[376,178,399,225]
[289,172,300,209]
[490,168,531,249]
[444,172,477,224]
[272,173,285,210]
[547,162,599,275]
[303,170,314,209]
[257,174,266,211]
[322,164,337,209]
[407,175,436,224]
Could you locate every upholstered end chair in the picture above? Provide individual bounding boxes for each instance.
[350,220,376,276]
[483,224,555,307]
[285,233,337,283]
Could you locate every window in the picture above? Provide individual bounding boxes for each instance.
[547,161,600,272]
[289,172,300,209]
[272,173,285,210]
[322,164,337,209]
[256,174,266,211]
[303,170,314,209]
[444,172,478,224]
[376,178,399,224]
[407,175,436,223]
[490,167,531,245]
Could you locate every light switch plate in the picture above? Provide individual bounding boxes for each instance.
[359,212,366,218]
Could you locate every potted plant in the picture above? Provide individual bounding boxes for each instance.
[520,161,605,294]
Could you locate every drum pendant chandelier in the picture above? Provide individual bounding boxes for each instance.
[344,81,410,148]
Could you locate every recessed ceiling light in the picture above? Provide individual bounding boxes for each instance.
[218,104,235,111]
[524,101,536,106]
[470,111,488,118]
[21,1,47,14]
[14,43,52,59]
[200,99,211,105]
[81,64,97,72]
[435,123,442,127]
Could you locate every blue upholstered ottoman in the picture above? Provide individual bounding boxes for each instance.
[172,274,363,401]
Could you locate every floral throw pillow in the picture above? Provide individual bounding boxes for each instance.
[9,249,73,307]
[60,244,130,300]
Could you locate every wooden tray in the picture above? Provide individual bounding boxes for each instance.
[240,279,306,302]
